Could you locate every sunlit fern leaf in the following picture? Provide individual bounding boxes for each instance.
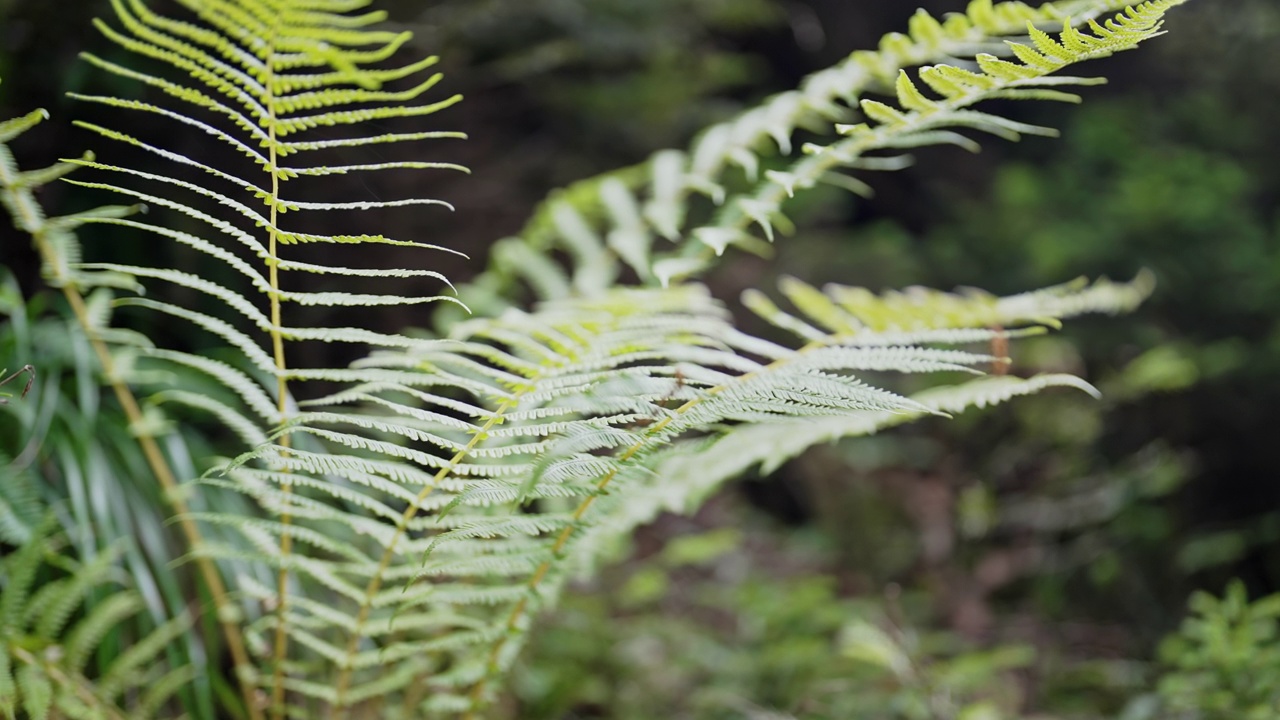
[71,0,468,350]
[747,271,1155,341]
[0,522,194,719]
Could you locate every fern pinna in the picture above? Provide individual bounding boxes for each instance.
[0,0,1188,718]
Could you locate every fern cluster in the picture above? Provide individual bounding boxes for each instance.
[0,522,193,718]
[0,0,1189,717]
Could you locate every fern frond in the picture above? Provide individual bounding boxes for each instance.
[671,270,1148,453]
[621,372,1100,521]
[61,0,473,714]
[421,268,1150,715]
[698,0,1186,277]
[23,0,1185,716]
[746,271,1155,341]
[459,0,1179,306]
[74,0,465,332]
[153,284,746,712]
[0,86,261,719]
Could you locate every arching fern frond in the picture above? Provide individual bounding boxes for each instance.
[24,0,1187,717]
[703,0,1187,268]
[575,275,1156,558]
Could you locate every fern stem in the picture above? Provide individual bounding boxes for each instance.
[1,141,265,720]
[266,188,294,720]
[331,396,524,713]
[262,17,296,719]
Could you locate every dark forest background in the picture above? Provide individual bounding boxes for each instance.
[2,1,1277,717]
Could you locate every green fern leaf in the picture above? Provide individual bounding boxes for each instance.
[0,643,14,720]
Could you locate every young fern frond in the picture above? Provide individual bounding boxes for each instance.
[0,523,195,720]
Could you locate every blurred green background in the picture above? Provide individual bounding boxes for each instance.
[2,0,1278,717]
